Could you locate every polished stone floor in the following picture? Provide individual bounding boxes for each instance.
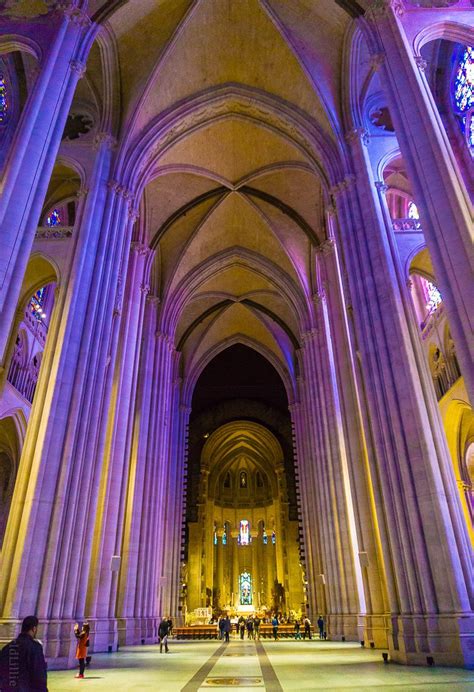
[48,639,474,691]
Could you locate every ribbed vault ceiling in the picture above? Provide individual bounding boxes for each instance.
[38,0,375,396]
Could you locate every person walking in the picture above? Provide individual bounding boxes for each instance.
[303,616,312,640]
[294,620,302,640]
[74,621,90,679]
[317,616,324,640]
[0,615,48,691]
[167,616,173,638]
[271,614,279,641]
[238,615,245,640]
[223,615,231,643]
[158,617,170,653]
[246,617,254,640]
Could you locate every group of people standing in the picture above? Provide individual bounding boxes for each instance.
[236,614,261,639]
[293,616,325,641]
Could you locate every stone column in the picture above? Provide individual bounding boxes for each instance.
[0,135,136,664]
[216,528,225,608]
[332,126,473,665]
[88,237,153,646]
[299,325,361,641]
[289,399,324,620]
[315,222,390,648]
[364,1,474,401]
[0,4,94,362]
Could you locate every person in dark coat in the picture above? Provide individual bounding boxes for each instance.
[271,614,279,641]
[0,615,48,691]
[158,617,170,653]
[317,616,324,640]
[218,616,226,640]
[223,616,231,643]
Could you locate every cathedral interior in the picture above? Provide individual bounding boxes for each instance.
[0,0,473,684]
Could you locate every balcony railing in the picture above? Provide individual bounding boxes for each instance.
[35,225,73,239]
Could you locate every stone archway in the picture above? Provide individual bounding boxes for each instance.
[185,419,304,621]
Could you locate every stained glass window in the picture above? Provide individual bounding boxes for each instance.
[271,530,276,545]
[239,520,249,545]
[29,287,46,321]
[240,471,247,488]
[0,73,7,123]
[222,528,227,545]
[239,572,252,605]
[425,280,442,314]
[453,47,474,147]
[46,209,61,227]
[408,201,419,219]
[263,529,268,545]
[214,525,217,546]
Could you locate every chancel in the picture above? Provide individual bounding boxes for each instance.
[0,0,473,685]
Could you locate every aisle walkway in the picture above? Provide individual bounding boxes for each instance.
[48,639,474,691]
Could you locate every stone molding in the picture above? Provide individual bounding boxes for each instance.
[414,55,428,72]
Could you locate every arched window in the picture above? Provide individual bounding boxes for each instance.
[0,72,8,124]
[453,46,474,149]
[407,201,419,219]
[239,519,250,545]
[213,524,217,546]
[223,472,231,488]
[239,572,252,605]
[262,528,268,545]
[29,287,47,322]
[222,525,227,545]
[271,530,276,545]
[424,280,442,315]
[239,470,247,488]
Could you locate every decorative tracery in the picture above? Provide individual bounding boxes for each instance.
[453,46,474,149]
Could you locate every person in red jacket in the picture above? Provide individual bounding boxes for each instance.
[73,622,90,679]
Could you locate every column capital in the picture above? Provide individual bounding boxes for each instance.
[288,401,301,414]
[93,132,117,151]
[370,52,386,72]
[365,0,404,22]
[69,59,86,79]
[301,328,318,344]
[130,241,151,256]
[345,127,370,146]
[55,1,92,27]
[179,404,192,414]
[76,187,89,198]
[139,283,150,296]
[146,293,160,305]
[414,55,428,72]
[330,176,355,198]
[374,180,389,194]
[317,238,336,255]
[324,203,336,217]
